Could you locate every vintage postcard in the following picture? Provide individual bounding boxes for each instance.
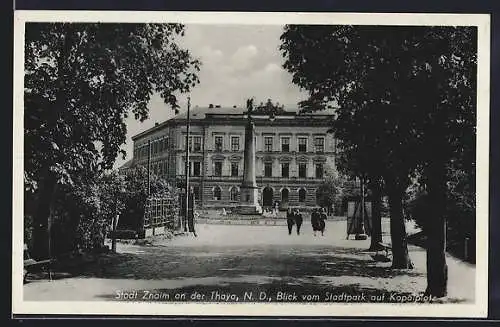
[12,11,490,317]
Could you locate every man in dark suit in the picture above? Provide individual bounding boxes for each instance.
[294,209,303,235]
[311,208,320,236]
[286,208,295,235]
[318,208,327,236]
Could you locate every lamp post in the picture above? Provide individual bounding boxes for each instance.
[112,181,125,253]
[184,96,191,232]
[147,139,151,196]
[355,176,368,240]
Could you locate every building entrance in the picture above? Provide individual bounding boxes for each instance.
[263,187,273,208]
[281,188,289,209]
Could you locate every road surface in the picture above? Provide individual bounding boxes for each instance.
[23,220,475,303]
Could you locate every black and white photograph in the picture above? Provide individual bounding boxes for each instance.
[13,11,490,317]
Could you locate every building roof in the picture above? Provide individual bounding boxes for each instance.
[118,158,134,171]
[132,105,337,141]
[172,105,336,120]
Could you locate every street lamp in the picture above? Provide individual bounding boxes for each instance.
[355,176,368,240]
[184,96,191,233]
[112,180,126,253]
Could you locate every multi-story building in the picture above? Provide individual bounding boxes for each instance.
[130,105,338,210]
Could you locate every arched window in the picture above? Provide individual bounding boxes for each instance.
[230,187,239,201]
[213,186,222,201]
[299,188,307,203]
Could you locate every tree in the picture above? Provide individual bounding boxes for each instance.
[280,25,476,296]
[24,23,200,259]
[316,165,344,210]
[335,135,385,251]
[119,165,178,236]
[280,25,418,270]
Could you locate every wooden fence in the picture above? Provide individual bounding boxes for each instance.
[143,196,181,236]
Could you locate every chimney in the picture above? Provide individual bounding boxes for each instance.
[233,105,237,108]
[209,104,214,108]
[215,105,221,108]
[155,122,159,126]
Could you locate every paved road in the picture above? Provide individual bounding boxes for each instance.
[23,220,474,303]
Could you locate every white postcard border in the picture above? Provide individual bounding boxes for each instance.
[12,10,491,318]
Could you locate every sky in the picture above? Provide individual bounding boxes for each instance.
[114,24,308,169]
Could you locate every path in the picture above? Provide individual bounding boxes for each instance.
[23,220,475,303]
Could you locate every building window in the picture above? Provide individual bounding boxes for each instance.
[158,139,164,153]
[193,186,200,200]
[163,161,168,175]
[231,162,239,177]
[163,137,169,152]
[213,186,222,200]
[264,137,273,152]
[315,163,324,178]
[214,161,222,177]
[299,163,307,178]
[230,187,239,201]
[299,188,306,203]
[298,137,307,153]
[214,136,223,152]
[158,161,163,176]
[152,141,157,154]
[193,136,202,152]
[264,162,272,177]
[231,136,240,151]
[281,137,290,152]
[282,163,289,178]
[314,137,325,153]
[193,161,201,177]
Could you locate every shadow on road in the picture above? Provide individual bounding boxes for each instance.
[47,244,424,282]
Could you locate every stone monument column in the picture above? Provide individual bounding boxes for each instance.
[236,99,262,215]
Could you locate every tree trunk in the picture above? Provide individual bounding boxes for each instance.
[31,171,57,260]
[368,179,383,251]
[387,183,413,269]
[424,162,448,297]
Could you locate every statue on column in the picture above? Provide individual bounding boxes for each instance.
[246,98,254,125]
[236,97,262,215]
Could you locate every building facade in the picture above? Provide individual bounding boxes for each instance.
[130,106,338,210]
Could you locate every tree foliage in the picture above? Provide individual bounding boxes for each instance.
[119,165,178,232]
[24,23,201,191]
[280,25,476,293]
[24,22,200,259]
[316,165,345,209]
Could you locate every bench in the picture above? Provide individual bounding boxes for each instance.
[24,244,55,282]
[371,242,392,263]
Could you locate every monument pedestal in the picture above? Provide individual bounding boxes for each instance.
[236,185,262,215]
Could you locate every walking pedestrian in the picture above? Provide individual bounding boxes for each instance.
[286,208,295,235]
[311,208,320,236]
[294,209,303,235]
[318,208,327,236]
